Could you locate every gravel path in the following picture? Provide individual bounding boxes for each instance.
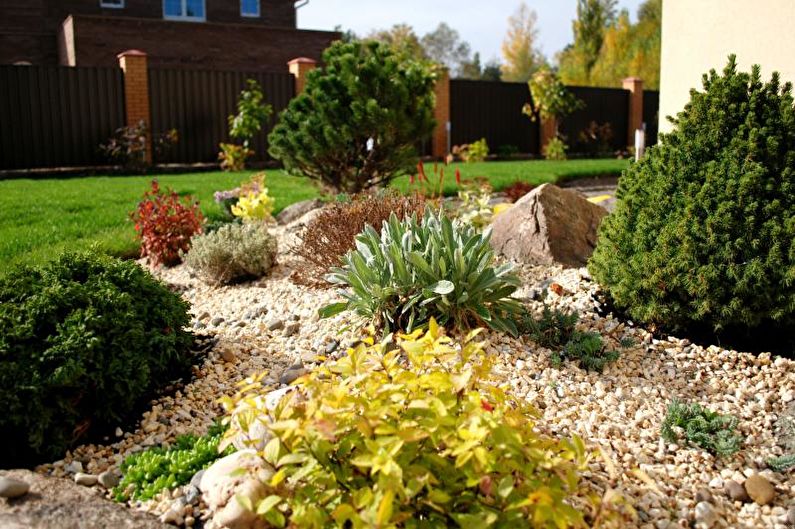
[35,213,794,529]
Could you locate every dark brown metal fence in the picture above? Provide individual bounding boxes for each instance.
[450,79,539,154]
[643,90,660,146]
[148,69,295,164]
[561,86,630,153]
[0,65,126,170]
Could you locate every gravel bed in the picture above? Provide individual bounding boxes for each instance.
[34,222,794,529]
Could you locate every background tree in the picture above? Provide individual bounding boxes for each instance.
[268,41,436,193]
[367,24,428,62]
[501,2,546,82]
[557,0,618,85]
[421,22,473,76]
[523,67,584,138]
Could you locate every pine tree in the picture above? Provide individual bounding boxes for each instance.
[268,41,436,193]
[589,57,795,332]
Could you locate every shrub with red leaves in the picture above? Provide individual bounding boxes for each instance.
[503,181,536,203]
[130,180,204,267]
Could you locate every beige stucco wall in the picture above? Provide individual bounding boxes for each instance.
[659,0,795,133]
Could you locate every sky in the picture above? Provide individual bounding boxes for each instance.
[298,0,645,64]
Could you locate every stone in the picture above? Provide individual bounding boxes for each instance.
[210,316,225,327]
[694,501,718,528]
[266,318,284,331]
[325,340,339,354]
[0,477,29,499]
[280,367,307,385]
[189,470,205,490]
[489,183,608,268]
[185,485,201,505]
[213,478,266,529]
[724,480,750,502]
[787,507,795,525]
[276,198,324,225]
[220,348,236,363]
[74,473,97,487]
[744,474,776,505]
[159,508,182,525]
[0,469,170,528]
[97,470,120,489]
[115,427,124,438]
[695,488,714,504]
[283,322,300,337]
[64,461,83,474]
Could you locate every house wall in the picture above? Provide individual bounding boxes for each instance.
[59,15,336,72]
[660,0,795,133]
[0,0,298,66]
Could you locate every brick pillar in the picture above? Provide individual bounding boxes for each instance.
[117,50,152,164]
[288,57,317,94]
[540,117,558,153]
[432,69,450,159]
[623,77,644,149]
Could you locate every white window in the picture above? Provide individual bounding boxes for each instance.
[241,0,260,18]
[163,0,206,21]
[100,0,125,8]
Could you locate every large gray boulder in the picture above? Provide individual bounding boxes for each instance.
[276,198,323,225]
[490,183,607,268]
[0,470,169,529]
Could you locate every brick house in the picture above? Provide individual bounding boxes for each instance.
[0,0,338,72]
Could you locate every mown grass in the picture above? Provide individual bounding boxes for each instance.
[0,159,628,271]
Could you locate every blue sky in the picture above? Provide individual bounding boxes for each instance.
[298,0,645,63]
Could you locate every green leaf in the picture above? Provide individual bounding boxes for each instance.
[431,280,455,295]
[319,302,348,319]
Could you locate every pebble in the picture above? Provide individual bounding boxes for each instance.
[725,480,751,502]
[279,367,307,385]
[74,472,98,487]
[185,485,201,505]
[694,501,718,528]
[65,461,83,474]
[787,507,795,525]
[98,470,120,489]
[220,348,236,363]
[695,488,714,504]
[189,470,205,490]
[744,474,776,505]
[266,318,285,331]
[210,316,225,327]
[0,477,30,499]
[283,322,300,337]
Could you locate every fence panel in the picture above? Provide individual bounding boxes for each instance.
[643,90,660,146]
[450,79,539,155]
[149,69,295,164]
[0,65,125,170]
[561,86,629,154]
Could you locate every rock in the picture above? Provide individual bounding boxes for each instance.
[0,469,170,528]
[197,311,211,321]
[695,488,714,504]
[159,508,182,525]
[266,318,284,331]
[74,473,97,487]
[220,348,236,363]
[213,479,266,529]
[185,485,201,505]
[787,506,795,525]
[97,471,120,489]
[276,198,324,225]
[489,183,608,268]
[744,474,776,505]
[210,317,225,327]
[283,322,300,337]
[189,470,205,490]
[325,340,339,354]
[0,477,29,499]
[280,367,307,385]
[115,427,124,438]
[725,480,750,502]
[694,501,718,528]
[64,461,83,474]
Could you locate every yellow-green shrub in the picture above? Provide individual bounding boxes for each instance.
[220,321,622,528]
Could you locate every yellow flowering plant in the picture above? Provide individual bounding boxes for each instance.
[230,173,275,222]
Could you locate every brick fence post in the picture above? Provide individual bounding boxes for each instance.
[623,77,644,149]
[288,57,317,94]
[432,69,450,159]
[117,50,152,164]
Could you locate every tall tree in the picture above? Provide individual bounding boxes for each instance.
[421,23,473,76]
[367,24,428,62]
[557,0,618,85]
[501,2,545,82]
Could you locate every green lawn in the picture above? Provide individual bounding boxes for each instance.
[0,159,628,271]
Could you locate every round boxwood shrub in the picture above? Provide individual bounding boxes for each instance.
[589,56,795,332]
[0,252,194,467]
[268,40,436,193]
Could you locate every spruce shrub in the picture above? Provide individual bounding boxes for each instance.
[0,252,194,466]
[590,57,795,332]
[268,41,436,193]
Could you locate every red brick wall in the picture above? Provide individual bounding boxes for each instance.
[61,15,337,72]
[0,0,299,65]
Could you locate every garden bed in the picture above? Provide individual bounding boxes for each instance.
[29,218,795,529]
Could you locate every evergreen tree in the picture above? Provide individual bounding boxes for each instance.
[589,57,795,332]
[558,0,617,85]
[268,41,436,193]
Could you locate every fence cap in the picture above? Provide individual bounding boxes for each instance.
[287,57,317,66]
[117,49,148,59]
[622,76,643,83]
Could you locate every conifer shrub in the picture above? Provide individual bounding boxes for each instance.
[268,41,436,193]
[219,322,623,528]
[321,210,523,335]
[590,56,795,332]
[0,252,194,466]
[661,400,742,458]
[184,223,277,286]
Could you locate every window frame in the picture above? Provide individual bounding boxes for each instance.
[240,0,261,18]
[99,0,125,9]
[163,0,206,22]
